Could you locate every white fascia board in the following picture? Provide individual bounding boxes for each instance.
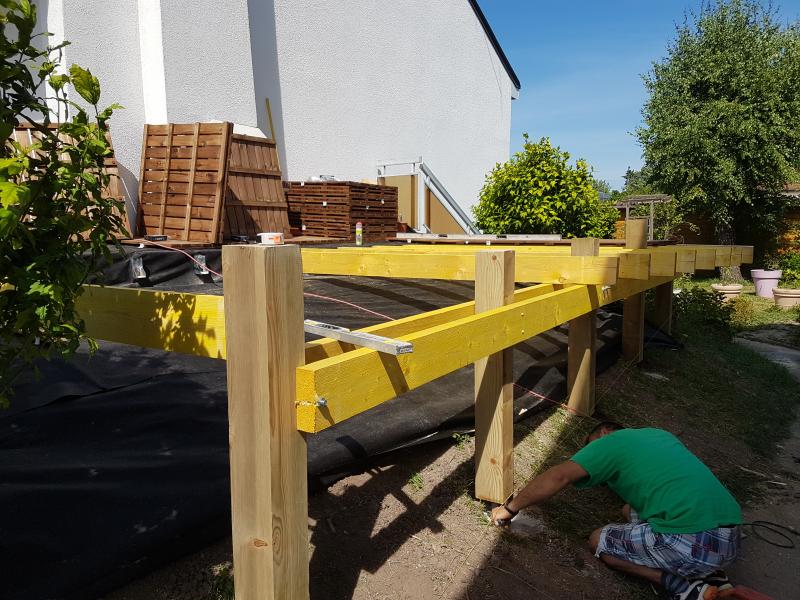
[137,0,167,123]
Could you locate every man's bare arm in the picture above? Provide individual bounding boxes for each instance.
[491,460,588,525]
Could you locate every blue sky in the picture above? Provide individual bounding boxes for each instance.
[479,0,800,190]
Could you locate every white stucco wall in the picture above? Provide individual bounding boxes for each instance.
[272,0,518,214]
[158,0,259,126]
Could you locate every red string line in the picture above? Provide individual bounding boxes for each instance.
[512,382,598,421]
[302,292,396,321]
[132,240,396,321]
[133,242,629,416]
[135,240,224,278]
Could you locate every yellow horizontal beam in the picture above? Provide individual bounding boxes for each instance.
[78,283,562,364]
[305,283,559,362]
[77,285,227,359]
[295,275,674,433]
[301,249,618,285]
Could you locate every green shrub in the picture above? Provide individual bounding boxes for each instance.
[673,287,733,334]
[777,251,800,288]
[729,297,757,329]
[473,135,617,238]
[0,1,124,405]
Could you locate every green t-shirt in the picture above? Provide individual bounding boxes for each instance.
[570,428,742,533]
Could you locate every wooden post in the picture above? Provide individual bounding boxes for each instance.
[222,244,309,600]
[623,219,648,363]
[567,238,598,415]
[652,280,674,335]
[474,250,515,504]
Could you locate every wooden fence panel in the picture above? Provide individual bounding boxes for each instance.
[223,134,289,239]
[138,122,232,243]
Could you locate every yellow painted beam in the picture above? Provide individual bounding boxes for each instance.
[77,285,226,358]
[648,250,677,276]
[694,248,717,270]
[301,249,618,285]
[296,276,674,433]
[675,248,697,273]
[304,283,558,362]
[715,246,732,267]
[617,251,650,280]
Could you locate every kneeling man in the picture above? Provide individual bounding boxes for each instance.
[491,423,741,600]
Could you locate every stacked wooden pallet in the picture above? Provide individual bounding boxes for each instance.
[137,122,290,244]
[284,181,398,241]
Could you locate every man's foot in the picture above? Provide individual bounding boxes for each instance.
[673,580,719,600]
[703,571,734,591]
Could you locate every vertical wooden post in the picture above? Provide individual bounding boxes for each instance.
[222,244,309,600]
[623,218,648,363]
[474,250,515,504]
[567,238,599,415]
[652,280,674,335]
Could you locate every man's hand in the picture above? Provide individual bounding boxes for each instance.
[491,505,515,527]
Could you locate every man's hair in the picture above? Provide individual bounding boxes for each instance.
[584,421,625,446]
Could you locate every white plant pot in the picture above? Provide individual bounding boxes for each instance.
[711,283,743,302]
[773,287,800,309]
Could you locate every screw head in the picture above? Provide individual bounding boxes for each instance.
[315,398,328,408]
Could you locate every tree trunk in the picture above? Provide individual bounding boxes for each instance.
[716,222,743,281]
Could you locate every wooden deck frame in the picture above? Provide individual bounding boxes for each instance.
[567,239,599,416]
[622,219,648,364]
[474,251,515,503]
[72,239,753,600]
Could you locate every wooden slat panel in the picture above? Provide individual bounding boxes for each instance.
[141,181,221,195]
[182,123,201,238]
[145,145,222,160]
[157,124,174,233]
[147,123,229,136]
[211,122,232,243]
[138,122,232,242]
[144,214,213,232]
[222,134,289,239]
[144,157,223,171]
[146,133,224,147]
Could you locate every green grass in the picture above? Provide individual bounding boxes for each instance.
[676,275,800,330]
[408,472,424,492]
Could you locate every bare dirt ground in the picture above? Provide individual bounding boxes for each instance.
[108,335,800,600]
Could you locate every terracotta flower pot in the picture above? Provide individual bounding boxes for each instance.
[711,283,743,302]
[773,287,800,309]
[751,269,783,298]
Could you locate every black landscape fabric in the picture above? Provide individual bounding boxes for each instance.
[0,246,678,599]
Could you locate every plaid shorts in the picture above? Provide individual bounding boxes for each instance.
[595,515,741,578]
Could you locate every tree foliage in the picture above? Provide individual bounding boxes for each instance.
[637,0,800,243]
[473,135,618,238]
[0,0,124,405]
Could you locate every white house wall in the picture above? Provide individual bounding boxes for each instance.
[31,0,515,226]
[158,0,259,126]
[272,0,517,216]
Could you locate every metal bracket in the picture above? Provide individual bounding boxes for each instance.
[304,320,413,355]
[193,254,209,276]
[130,255,147,280]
